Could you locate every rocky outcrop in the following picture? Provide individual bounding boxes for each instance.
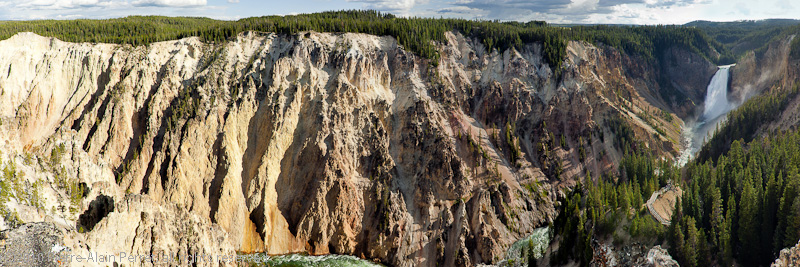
[0,30,706,266]
[591,242,678,267]
[773,239,800,267]
[645,246,679,267]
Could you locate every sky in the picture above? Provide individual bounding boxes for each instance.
[0,0,796,25]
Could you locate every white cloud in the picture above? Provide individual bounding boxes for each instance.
[0,0,236,20]
[16,0,114,9]
[452,0,572,18]
[436,6,484,15]
[607,4,660,23]
[4,0,206,10]
[55,14,84,19]
[769,0,794,15]
[131,0,206,7]
[644,0,710,8]
[734,2,750,16]
[0,0,795,26]
[347,0,427,14]
[554,0,603,15]
[439,0,724,22]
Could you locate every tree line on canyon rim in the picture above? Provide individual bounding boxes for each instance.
[0,10,735,70]
[2,11,800,267]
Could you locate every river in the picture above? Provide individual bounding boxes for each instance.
[482,227,551,267]
[241,253,384,267]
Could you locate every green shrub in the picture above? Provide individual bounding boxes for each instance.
[50,143,66,166]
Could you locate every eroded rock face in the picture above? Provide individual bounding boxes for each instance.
[730,35,796,103]
[0,31,706,266]
[659,46,719,117]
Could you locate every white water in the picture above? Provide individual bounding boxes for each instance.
[242,253,384,266]
[701,65,735,121]
[492,227,551,267]
[677,64,736,166]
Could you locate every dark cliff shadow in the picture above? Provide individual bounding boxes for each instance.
[77,195,115,232]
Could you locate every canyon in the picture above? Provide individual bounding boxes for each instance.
[0,27,793,266]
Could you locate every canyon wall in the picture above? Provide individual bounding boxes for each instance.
[730,35,796,103]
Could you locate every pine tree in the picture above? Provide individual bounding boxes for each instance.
[668,198,684,257]
[720,196,735,265]
[673,219,686,264]
[762,171,781,261]
[709,187,723,247]
[619,185,630,214]
[682,217,699,267]
[776,178,799,250]
[738,178,760,266]
[633,184,643,210]
[527,238,537,267]
[784,196,800,247]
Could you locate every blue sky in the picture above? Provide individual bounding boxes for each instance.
[0,0,797,24]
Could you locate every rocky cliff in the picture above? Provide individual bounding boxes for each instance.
[0,31,708,266]
[659,46,718,118]
[729,35,796,103]
[723,34,800,136]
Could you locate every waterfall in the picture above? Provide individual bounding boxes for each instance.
[701,65,734,121]
[677,64,735,166]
